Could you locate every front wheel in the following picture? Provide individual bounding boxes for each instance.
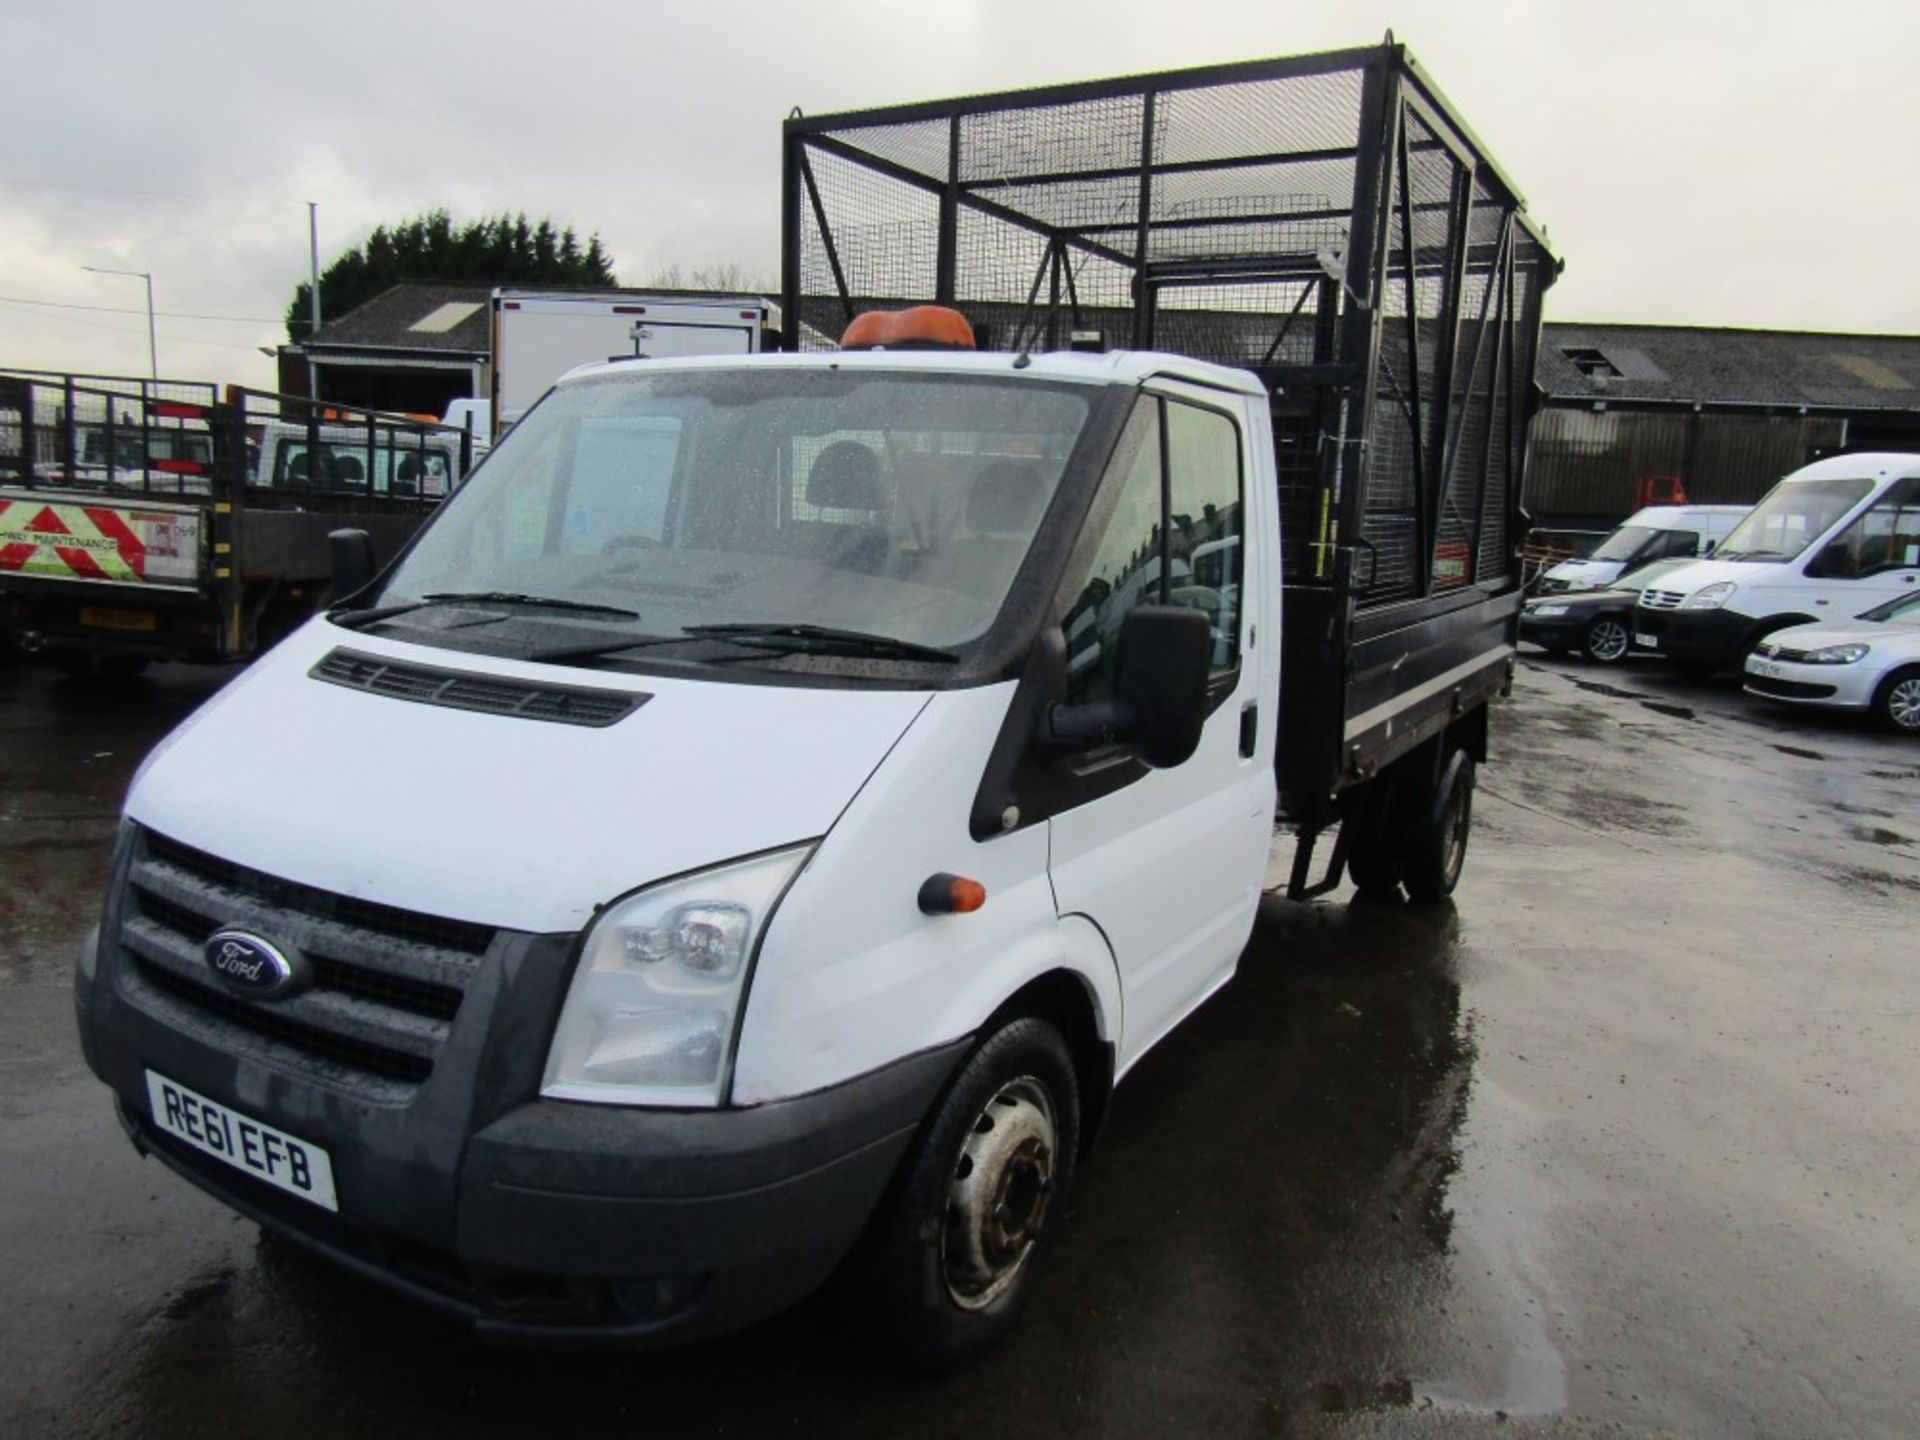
[1404,750,1475,903]
[1582,615,1632,664]
[1873,667,1920,735]
[860,1016,1080,1372]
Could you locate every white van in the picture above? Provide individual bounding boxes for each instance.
[1536,504,1748,593]
[1635,455,1920,674]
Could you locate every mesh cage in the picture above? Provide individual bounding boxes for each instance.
[785,45,1557,601]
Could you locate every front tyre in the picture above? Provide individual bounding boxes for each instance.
[1873,666,1920,735]
[863,1016,1080,1372]
[1582,616,1632,664]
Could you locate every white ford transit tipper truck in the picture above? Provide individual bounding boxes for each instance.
[74,44,1559,1368]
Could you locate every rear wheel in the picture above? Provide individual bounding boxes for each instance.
[1873,667,1920,735]
[861,1016,1079,1372]
[1404,751,1475,903]
[1344,788,1404,896]
[1582,616,1632,664]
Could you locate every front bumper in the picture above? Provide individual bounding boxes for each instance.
[1636,606,1749,671]
[1742,657,1875,711]
[76,826,967,1343]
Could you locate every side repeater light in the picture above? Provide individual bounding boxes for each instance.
[918,873,987,916]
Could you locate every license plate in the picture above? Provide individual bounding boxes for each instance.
[145,1071,338,1211]
[1750,660,1780,678]
[1634,632,1658,649]
[80,605,157,633]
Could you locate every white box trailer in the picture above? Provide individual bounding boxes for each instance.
[489,290,781,439]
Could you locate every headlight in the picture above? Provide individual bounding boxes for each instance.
[1681,581,1737,611]
[1528,604,1570,618]
[542,843,813,1107]
[1803,643,1870,665]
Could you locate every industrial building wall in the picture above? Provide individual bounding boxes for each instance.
[1524,408,1844,528]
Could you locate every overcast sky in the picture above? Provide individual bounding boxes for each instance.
[3,0,1914,389]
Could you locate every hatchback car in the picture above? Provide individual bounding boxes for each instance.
[1742,591,1920,732]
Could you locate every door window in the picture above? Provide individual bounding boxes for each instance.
[1660,529,1699,558]
[1062,394,1245,705]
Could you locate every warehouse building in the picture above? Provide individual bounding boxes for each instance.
[1529,323,1920,533]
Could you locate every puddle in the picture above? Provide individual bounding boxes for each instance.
[1564,677,1648,703]
[1773,744,1827,761]
[1829,865,1920,897]
[1642,701,1699,723]
[1849,825,1912,848]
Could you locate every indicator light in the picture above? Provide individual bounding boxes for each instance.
[918,873,987,915]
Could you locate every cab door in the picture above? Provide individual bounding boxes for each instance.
[1804,477,1920,615]
[1046,386,1277,1073]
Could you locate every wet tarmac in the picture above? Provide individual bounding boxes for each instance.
[2,649,1916,1438]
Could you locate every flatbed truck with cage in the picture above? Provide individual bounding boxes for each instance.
[779,40,1559,898]
[0,371,474,674]
[75,42,1557,1371]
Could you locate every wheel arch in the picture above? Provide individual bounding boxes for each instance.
[982,968,1117,1154]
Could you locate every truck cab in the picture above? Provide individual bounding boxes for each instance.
[78,341,1277,1361]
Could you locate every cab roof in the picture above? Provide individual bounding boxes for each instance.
[556,346,1270,400]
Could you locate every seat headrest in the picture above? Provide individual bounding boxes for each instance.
[807,440,885,511]
[967,460,1046,536]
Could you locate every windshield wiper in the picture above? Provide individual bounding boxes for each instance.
[681,622,958,664]
[420,591,641,619]
[528,632,713,663]
[327,600,432,629]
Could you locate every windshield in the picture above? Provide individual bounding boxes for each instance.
[1588,525,1658,564]
[378,367,1093,657]
[1861,592,1920,627]
[1715,478,1872,561]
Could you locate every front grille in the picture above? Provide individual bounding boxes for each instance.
[311,647,644,728]
[1640,589,1685,611]
[1745,675,1838,700]
[120,828,496,1095]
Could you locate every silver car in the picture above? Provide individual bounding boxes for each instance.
[1743,591,1920,733]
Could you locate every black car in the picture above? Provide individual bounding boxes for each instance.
[1520,558,1692,664]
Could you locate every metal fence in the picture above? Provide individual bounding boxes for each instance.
[0,373,472,505]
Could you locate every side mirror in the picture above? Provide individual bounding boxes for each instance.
[1702,539,1717,557]
[1045,605,1213,768]
[328,528,377,601]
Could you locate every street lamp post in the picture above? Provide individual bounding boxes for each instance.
[81,264,157,380]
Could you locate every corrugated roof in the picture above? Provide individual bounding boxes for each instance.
[1540,322,1920,412]
[304,283,494,355]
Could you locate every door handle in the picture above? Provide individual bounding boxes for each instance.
[1239,701,1259,758]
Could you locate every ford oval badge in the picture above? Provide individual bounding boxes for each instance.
[203,930,306,1000]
